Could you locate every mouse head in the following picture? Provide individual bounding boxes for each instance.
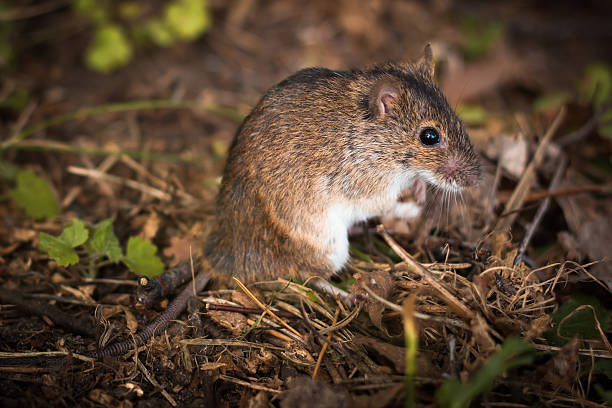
[366,45,481,191]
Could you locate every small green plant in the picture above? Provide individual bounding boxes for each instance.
[460,16,504,61]
[39,217,164,278]
[10,169,59,220]
[74,0,211,73]
[436,338,535,408]
[544,293,611,346]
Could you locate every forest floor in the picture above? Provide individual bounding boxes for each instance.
[0,1,611,407]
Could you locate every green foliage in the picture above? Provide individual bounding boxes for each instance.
[124,236,165,277]
[75,0,211,73]
[164,0,210,41]
[436,338,535,408]
[10,170,59,220]
[0,159,21,180]
[85,24,133,73]
[598,108,612,139]
[456,103,489,126]
[87,218,123,262]
[533,91,572,112]
[460,16,504,60]
[349,245,373,263]
[545,294,611,346]
[0,88,30,113]
[595,385,612,405]
[38,218,163,277]
[580,63,612,107]
[39,218,89,266]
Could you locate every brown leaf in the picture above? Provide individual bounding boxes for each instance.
[207,310,249,336]
[524,314,552,342]
[471,314,496,354]
[352,270,394,335]
[351,335,405,373]
[542,337,579,391]
[163,236,194,267]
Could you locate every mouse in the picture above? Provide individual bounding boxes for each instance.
[205,44,481,283]
[1,45,481,367]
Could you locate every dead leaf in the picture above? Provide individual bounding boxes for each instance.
[489,135,528,179]
[542,337,579,392]
[207,309,249,336]
[351,335,405,373]
[352,270,394,335]
[140,211,160,241]
[124,308,138,334]
[524,314,552,342]
[471,313,496,354]
[163,236,194,267]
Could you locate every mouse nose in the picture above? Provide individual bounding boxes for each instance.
[440,156,481,188]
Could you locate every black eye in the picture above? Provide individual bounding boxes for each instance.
[419,127,441,146]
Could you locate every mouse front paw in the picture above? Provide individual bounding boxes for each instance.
[388,201,422,219]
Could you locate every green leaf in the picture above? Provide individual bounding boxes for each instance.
[595,385,612,405]
[550,294,611,341]
[164,0,210,41]
[39,233,79,266]
[349,245,373,263]
[144,19,175,47]
[0,160,21,180]
[594,358,612,380]
[456,103,489,126]
[580,63,612,107]
[123,236,164,277]
[436,338,535,408]
[89,218,123,262]
[59,218,89,247]
[460,16,504,61]
[534,91,572,112]
[85,24,133,73]
[10,170,59,220]
[598,108,612,140]
[38,218,89,266]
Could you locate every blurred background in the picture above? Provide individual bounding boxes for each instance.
[1,0,611,282]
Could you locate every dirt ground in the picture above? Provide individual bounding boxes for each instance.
[1,1,611,407]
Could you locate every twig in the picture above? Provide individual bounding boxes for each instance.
[313,308,340,380]
[218,374,282,394]
[376,225,475,321]
[495,107,566,234]
[0,99,242,150]
[232,277,302,338]
[514,155,568,266]
[0,287,96,337]
[137,359,177,407]
[8,139,197,162]
[180,338,285,351]
[498,184,610,204]
[557,104,609,147]
[361,284,469,329]
[67,166,172,201]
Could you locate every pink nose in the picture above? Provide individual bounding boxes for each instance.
[440,157,479,187]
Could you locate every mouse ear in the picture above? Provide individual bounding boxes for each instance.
[416,43,435,81]
[370,79,399,119]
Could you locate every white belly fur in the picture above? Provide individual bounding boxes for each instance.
[322,170,420,270]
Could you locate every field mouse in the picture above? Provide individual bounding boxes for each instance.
[205,45,481,282]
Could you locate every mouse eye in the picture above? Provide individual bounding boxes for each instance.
[419,127,441,146]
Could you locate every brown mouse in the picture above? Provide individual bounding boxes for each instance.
[205,45,480,282]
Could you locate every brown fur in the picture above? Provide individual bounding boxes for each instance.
[205,46,481,282]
